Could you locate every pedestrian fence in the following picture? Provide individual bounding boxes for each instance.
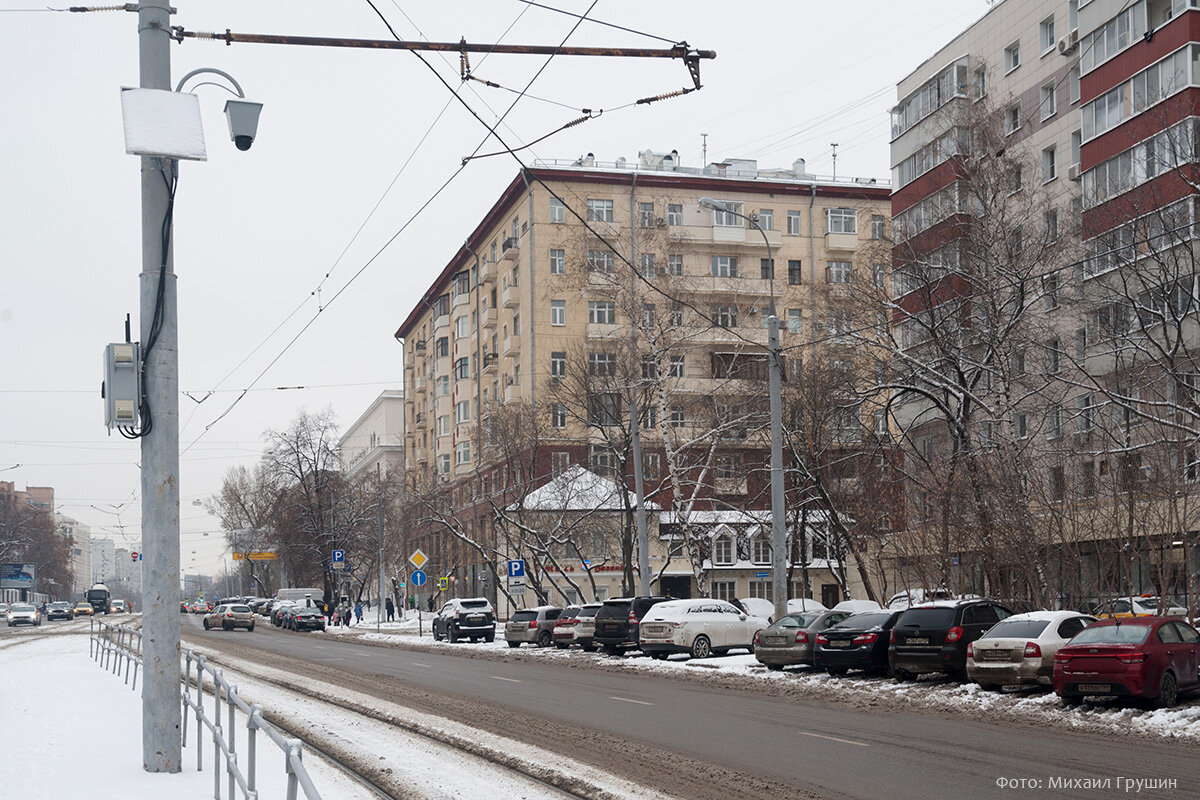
[90,618,324,800]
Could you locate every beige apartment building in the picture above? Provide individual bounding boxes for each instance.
[339,389,406,482]
[395,152,891,605]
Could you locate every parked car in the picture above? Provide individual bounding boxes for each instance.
[572,603,602,651]
[593,596,672,656]
[505,605,562,648]
[0,603,7,616]
[753,609,854,670]
[1054,617,1200,708]
[1094,596,1188,619]
[432,598,496,643]
[203,604,255,631]
[785,599,829,614]
[814,609,906,676]
[889,599,1015,681]
[74,601,95,617]
[45,601,74,621]
[6,603,42,627]
[640,599,770,660]
[832,599,883,614]
[886,588,960,609]
[288,608,326,632]
[271,601,297,626]
[741,597,778,622]
[551,605,583,648]
[967,611,1096,689]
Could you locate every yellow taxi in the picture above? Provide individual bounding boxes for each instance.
[1095,596,1187,619]
[73,601,95,617]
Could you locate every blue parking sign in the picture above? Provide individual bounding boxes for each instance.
[332,549,345,563]
[507,559,526,578]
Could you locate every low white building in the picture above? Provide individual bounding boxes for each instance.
[339,390,406,481]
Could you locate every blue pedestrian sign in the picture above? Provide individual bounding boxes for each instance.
[411,570,427,587]
[506,559,526,579]
[332,549,345,563]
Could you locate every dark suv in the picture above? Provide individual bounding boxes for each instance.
[593,596,671,656]
[889,599,1014,680]
[433,597,496,643]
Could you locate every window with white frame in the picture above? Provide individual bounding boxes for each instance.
[1069,65,1080,105]
[1070,130,1081,168]
[826,261,853,284]
[438,454,451,474]
[710,255,738,277]
[437,415,449,436]
[589,446,618,476]
[639,201,655,228]
[588,301,616,325]
[667,254,683,275]
[787,308,802,333]
[551,403,567,429]
[643,452,660,480]
[1046,405,1064,439]
[1006,103,1021,134]
[437,376,450,396]
[551,451,570,475]
[712,304,737,328]
[757,209,774,230]
[711,200,744,227]
[1039,16,1055,54]
[669,356,685,378]
[748,580,774,602]
[787,210,802,235]
[1042,145,1058,182]
[972,66,987,99]
[550,248,565,274]
[455,316,469,338]
[751,535,771,564]
[586,249,615,273]
[586,198,614,222]
[1040,81,1057,119]
[711,580,736,601]
[550,299,565,326]
[588,352,616,376]
[455,400,471,424]
[826,208,857,234]
[549,197,565,223]
[871,215,887,239]
[1045,208,1059,242]
[712,533,734,565]
[1004,41,1020,73]
[639,253,656,276]
[455,440,471,464]
[550,351,566,379]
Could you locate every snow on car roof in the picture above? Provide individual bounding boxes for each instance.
[1002,610,1090,623]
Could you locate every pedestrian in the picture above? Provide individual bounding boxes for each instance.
[342,604,351,627]
[331,608,340,626]
[354,601,364,624]
[427,595,435,612]
[385,597,395,622]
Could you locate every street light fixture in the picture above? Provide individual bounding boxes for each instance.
[698,198,789,622]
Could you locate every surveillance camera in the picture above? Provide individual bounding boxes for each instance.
[223,99,263,151]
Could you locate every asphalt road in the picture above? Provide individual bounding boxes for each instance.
[183,615,1195,800]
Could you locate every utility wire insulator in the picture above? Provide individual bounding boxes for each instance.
[636,87,694,105]
[68,4,136,11]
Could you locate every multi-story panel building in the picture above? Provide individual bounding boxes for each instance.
[55,513,92,598]
[395,152,891,603]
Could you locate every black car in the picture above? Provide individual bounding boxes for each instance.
[814,610,905,675]
[45,601,74,621]
[593,596,671,656]
[289,608,326,632]
[889,599,1015,681]
[432,598,496,643]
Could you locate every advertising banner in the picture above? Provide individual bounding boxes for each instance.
[0,563,36,590]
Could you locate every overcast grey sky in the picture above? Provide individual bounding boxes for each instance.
[1,0,991,577]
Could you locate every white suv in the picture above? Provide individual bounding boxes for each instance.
[433,597,496,643]
[638,599,769,660]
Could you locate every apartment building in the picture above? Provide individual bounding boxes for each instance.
[55,513,93,598]
[395,152,891,604]
[339,390,406,482]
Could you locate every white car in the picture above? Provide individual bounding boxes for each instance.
[638,599,769,660]
[7,603,42,627]
[967,610,1097,688]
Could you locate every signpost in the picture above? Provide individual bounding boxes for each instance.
[331,549,346,572]
[410,568,428,636]
[506,559,527,600]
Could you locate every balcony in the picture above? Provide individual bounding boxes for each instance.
[453,290,471,308]
[677,275,775,298]
[825,232,859,252]
[410,375,427,393]
[714,477,748,495]
[480,305,497,329]
[501,279,522,309]
[501,236,521,262]
[688,226,782,248]
[482,351,499,373]
[432,313,450,334]
[688,326,770,347]
[503,379,522,404]
[502,333,522,356]
[585,322,622,340]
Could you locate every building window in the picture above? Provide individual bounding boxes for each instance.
[586,198,614,222]
[711,200,744,227]
[455,316,469,338]
[787,309,802,333]
[1040,82,1057,120]
[712,305,738,328]
[588,352,616,376]
[667,254,683,275]
[588,301,616,325]
[751,535,771,565]
[550,299,566,326]
[1016,412,1028,439]
[669,405,686,426]
[1049,465,1066,501]
[872,263,887,288]
[826,208,857,234]
[456,400,471,423]
[588,394,622,427]
[1046,337,1061,373]
[710,256,738,277]
[1047,406,1064,439]
[1039,16,1055,54]
[828,310,853,342]
[641,354,658,379]
[972,66,987,99]
[1069,65,1080,105]
[713,535,734,566]
[712,580,736,601]
[639,201,655,228]
[667,203,683,226]
[435,337,450,358]
[551,403,567,429]
[1005,103,1021,134]
[641,303,656,327]
[716,454,740,479]
[643,453,660,480]
[454,357,470,379]
[826,261,852,284]
[1004,40,1020,73]
[586,249,615,273]
[1010,165,1024,193]
[551,451,571,475]
[639,253,656,276]
[870,215,886,239]
[550,249,565,274]
[669,356,684,378]
[669,304,684,327]
[456,441,471,465]
[748,581,773,602]
[438,454,451,474]
[787,260,802,285]
[1070,130,1081,167]
[1014,349,1027,377]
[550,197,565,224]
[760,258,774,280]
[550,351,566,379]
[1042,145,1057,182]
[437,415,449,436]
[787,210,802,235]
[1044,208,1059,242]
[436,376,450,396]
[757,209,773,230]
[512,313,520,336]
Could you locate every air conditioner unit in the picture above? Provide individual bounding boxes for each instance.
[1068,163,1081,181]
[1058,30,1079,55]
[549,376,561,386]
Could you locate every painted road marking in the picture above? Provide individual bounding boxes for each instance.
[410,662,432,668]
[609,696,654,706]
[491,676,521,683]
[799,731,869,747]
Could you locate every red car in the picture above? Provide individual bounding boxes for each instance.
[1053,617,1200,708]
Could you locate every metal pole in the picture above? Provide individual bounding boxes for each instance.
[378,475,384,632]
[769,314,787,623]
[628,174,652,597]
[138,0,182,773]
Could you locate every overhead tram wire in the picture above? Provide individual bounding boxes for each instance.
[515,0,680,45]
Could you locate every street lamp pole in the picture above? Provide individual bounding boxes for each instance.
[698,199,787,622]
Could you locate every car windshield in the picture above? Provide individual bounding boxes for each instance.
[832,612,891,630]
[897,608,956,628]
[577,606,599,619]
[11,604,34,612]
[50,602,70,609]
[1070,624,1151,645]
[982,619,1050,639]
[511,610,538,622]
[772,613,818,629]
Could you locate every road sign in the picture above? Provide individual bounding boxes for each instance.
[438,577,449,591]
[131,551,140,561]
[246,552,278,561]
[755,571,769,578]
[398,581,405,588]
[409,549,428,570]
[331,561,347,571]
[410,570,427,587]
[506,559,526,579]
[332,549,345,563]
[509,582,526,596]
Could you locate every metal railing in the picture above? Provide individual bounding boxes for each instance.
[89,619,324,800]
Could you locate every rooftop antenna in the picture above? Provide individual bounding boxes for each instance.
[701,132,708,165]
[831,142,839,181]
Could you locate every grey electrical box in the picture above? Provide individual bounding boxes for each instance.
[103,342,141,432]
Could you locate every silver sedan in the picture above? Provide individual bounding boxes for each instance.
[967,610,1096,688]
[753,609,852,669]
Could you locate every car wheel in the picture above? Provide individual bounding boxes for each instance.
[202,619,209,630]
[1157,671,1179,709]
[223,622,232,631]
[538,631,552,648]
[893,669,914,682]
[485,633,494,642]
[554,642,569,650]
[507,640,521,648]
[650,652,668,660]
[448,627,458,643]
[604,646,621,657]
[690,635,712,659]
[247,624,254,632]
[1060,694,1082,708]
[582,645,597,653]
[827,667,849,676]
[766,664,784,671]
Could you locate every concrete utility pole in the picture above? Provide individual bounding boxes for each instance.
[138,0,182,772]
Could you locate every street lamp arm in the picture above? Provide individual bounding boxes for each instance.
[174,67,246,97]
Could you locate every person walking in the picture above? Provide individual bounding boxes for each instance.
[385,597,395,622]
[354,601,364,624]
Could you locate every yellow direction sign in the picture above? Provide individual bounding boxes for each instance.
[409,549,428,570]
[233,552,278,561]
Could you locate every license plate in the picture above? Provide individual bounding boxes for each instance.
[765,636,790,646]
[905,637,929,645]
[1078,683,1110,693]
[468,616,483,624]
[979,649,1011,661]
[825,640,850,648]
